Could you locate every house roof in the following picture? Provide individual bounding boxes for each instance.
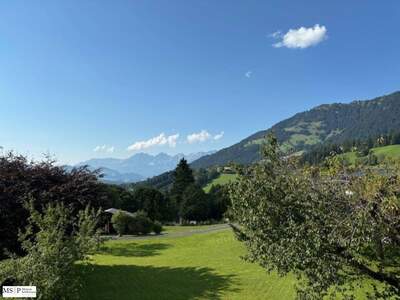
[104,208,135,217]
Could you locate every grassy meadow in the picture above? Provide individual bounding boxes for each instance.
[338,144,400,165]
[79,226,374,300]
[79,228,296,300]
[372,144,400,158]
[203,173,238,192]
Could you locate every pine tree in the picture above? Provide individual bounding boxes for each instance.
[171,158,195,222]
[171,158,195,198]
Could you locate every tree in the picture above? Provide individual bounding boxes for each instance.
[171,158,195,197]
[111,211,131,236]
[131,186,168,221]
[0,153,106,258]
[208,184,230,220]
[194,168,209,187]
[171,158,195,220]
[180,184,210,222]
[127,211,154,235]
[0,201,101,300]
[229,134,400,299]
[104,185,138,212]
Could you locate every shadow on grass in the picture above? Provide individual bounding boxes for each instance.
[98,242,171,257]
[79,264,238,300]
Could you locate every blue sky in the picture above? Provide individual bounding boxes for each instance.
[0,0,399,164]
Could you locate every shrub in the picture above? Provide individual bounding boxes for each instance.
[111,211,131,236]
[127,211,153,235]
[0,201,101,300]
[111,210,156,236]
[152,221,163,235]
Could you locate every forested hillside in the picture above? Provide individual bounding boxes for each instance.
[191,91,400,169]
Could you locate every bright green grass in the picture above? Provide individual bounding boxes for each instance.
[79,229,373,300]
[339,151,358,164]
[372,144,400,158]
[203,174,238,193]
[80,230,297,300]
[339,144,400,164]
[163,224,220,234]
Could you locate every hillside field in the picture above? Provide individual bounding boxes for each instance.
[340,144,400,164]
[79,227,372,300]
[372,144,400,158]
[203,173,238,192]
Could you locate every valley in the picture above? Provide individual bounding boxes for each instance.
[1,3,400,298]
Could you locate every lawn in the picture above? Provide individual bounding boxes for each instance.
[79,227,373,299]
[203,173,238,192]
[163,224,219,234]
[79,228,296,300]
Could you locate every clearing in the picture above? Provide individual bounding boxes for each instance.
[203,173,238,192]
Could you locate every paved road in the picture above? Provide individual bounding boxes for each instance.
[105,223,231,241]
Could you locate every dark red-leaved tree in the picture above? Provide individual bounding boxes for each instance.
[0,153,109,258]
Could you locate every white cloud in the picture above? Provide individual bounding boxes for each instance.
[107,146,115,153]
[245,71,252,78]
[272,24,327,49]
[270,31,281,39]
[214,131,224,140]
[127,133,179,151]
[93,145,115,153]
[167,134,179,148]
[187,130,211,144]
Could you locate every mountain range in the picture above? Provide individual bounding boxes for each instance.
[191,91,400,169]
[75,91,400,185]
[74,151,215,184]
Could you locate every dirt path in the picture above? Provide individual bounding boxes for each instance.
[105,224,231,241]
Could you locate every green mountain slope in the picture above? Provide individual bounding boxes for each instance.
[339,144,400,165]
[203,173,238,193]
[372,144,400,159]
[191,91,400,169]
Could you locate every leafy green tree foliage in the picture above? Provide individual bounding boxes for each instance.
[127,167,219,195]
[119,191,139,214]
[194,168,220,187]
[152,221,163,235]
[126,170,175,193]
[171,158,195,199]
[0,201,101,300]
[180,184,210,222]
[104,184,138,212]
[111,211,131,236]
[208,184,230,220]
[127,210,154,235]
[194,168,209,187]
[131,186,168,221]
[111,210,161,236]
[103,185,176,222]
[170,158,195,220]
[390,131,400,145]
[116,163,230,223]
[0,153,106,259]
[229,134,400,299]
[302,129,400,166]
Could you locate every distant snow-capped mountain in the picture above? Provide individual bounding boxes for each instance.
[75,151,215,183]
